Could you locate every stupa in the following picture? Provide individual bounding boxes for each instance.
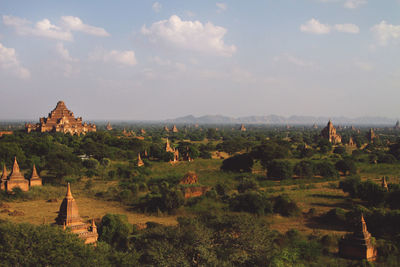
[56,183,98,244]
[29,164,42,187]
[6,157,29,192]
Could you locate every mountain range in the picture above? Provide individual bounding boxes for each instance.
[166,115,399,125]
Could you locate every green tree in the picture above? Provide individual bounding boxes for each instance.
[267,160,293,180]
[98,214,133,251]
[221,153,254,172]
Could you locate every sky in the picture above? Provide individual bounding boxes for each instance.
[0,0,400,121]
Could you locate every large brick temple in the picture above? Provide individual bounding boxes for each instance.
[25,101,96,135]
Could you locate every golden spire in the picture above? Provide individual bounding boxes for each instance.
[1,164,7,180]
[12,157,20,174]
[9,157,24,180]
[66,183,73,199]
[31,164,39,179]
[382,177,389,191]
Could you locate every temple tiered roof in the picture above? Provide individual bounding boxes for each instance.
[25,101,96,135]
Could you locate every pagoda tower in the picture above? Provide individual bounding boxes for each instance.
[321,120,342,144]
[339,214,377,261]
[29,164,42,187]
[382,177,389,191]
[172,125,178,133]
[137,153,144,167]
[0,164,7,190]
[6,157,29,192]
[56,183,98,244]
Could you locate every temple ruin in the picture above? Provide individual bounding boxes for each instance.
[366,128,376,143]
[321,120,342,144]
[5,157,29,192]
[0,159,42,192]
[137,153,144,167]
[339,214,377,261]
[165,138,179,163]
[29,164,42,187]
[25,101,96,135]
[55,183,98,244]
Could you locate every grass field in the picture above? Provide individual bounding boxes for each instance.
[0,197,178,227]
[3,157,400,236]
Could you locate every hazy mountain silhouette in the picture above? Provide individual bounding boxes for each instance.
[166,114,397,125]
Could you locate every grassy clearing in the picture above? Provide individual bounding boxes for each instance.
[0,197,177,227]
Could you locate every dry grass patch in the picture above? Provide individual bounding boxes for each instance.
[0,198,177,227]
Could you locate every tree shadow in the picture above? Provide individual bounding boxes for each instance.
[305,216,349,232]
[310,202,351,210]
[309,193,345,200]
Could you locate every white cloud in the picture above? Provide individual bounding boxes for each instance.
[61,16,109,37]
[141,15,236,57]
[354,61,373,71]
[334,23,360,33]
[300,18,331,34]
[3,15,109,40]
[315,0,367,9]
[344,0,367,9]
[90,49,137,66]
[3,15,72,41]
[274,53,314,67]
[216,3,227,13]
[151,56,186,71]
[371,21,400,46]
[152,2,162,13]
[56,42,78,62]
[301,18,360,35]
[0,42,30,79]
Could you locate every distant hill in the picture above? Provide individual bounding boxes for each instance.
[166,114,397,125]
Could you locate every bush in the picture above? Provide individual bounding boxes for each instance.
[335,159,356,175]
[315,161,339,178]
[83,158,99,169]
[294,160,315,178]
[273,195,300,217]
[267,160,293,180]
[229,191,273,215]
[98,213,133,251]
[237,178,259,193]
[221,153,254,172]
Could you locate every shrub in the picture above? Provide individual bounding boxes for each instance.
[267,160,293,180]
[229,191,273,215]
[237,178,259,193]
[315,161,339,178]
[221,153,254,172]
[273,195,300,217]
[294,160,315,178]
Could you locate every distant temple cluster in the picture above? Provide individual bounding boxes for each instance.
[0,158,42,192]
[56,184,98,244]
[25,101,96,135]
[321,120,342,144]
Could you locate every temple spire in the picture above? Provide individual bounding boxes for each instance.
[382,177,389,191]
[66,182,73,199]
[9,157,24,180]
[1,164,7,180]
[31,164,39,179]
